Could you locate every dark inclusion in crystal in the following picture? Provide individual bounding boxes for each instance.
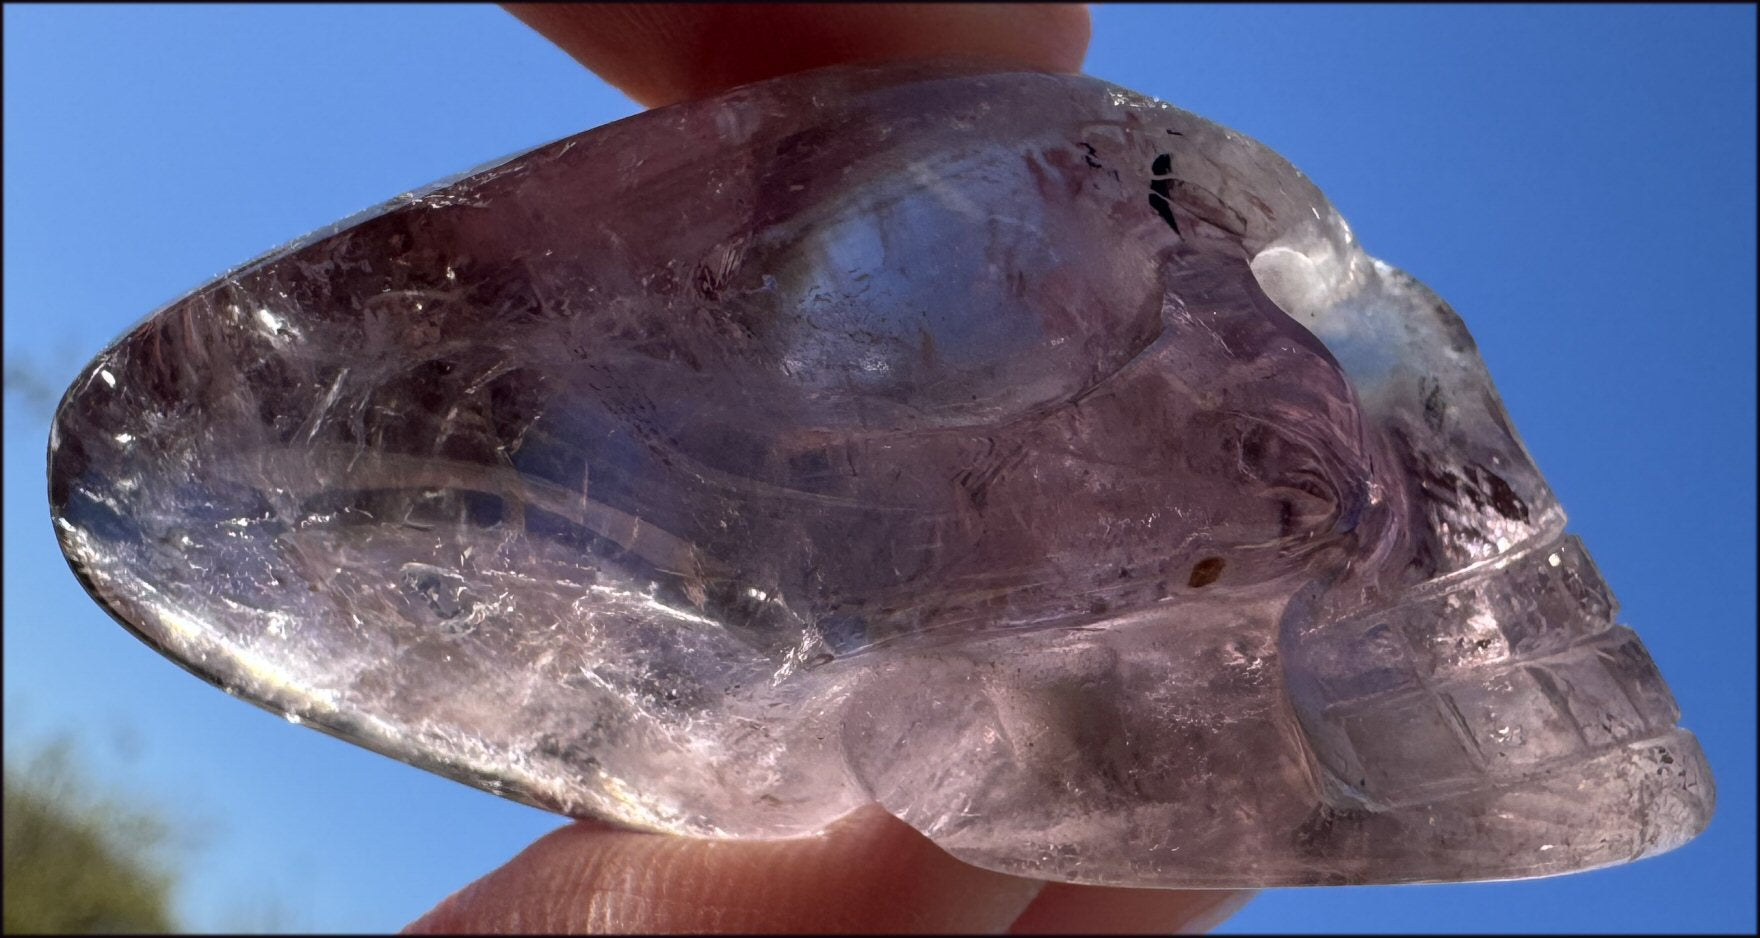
[49,63,1712,887]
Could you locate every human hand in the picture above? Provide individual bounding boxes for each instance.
[402,5,1252,933]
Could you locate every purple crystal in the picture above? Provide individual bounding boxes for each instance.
[48,63,1712,886]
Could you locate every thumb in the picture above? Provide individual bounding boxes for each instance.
[502,2,1091,108]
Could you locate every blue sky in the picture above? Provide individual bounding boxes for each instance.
[3,4,1753,933]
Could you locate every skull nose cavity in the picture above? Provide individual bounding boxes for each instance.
[1231,415,1372,546]
[1268,469,1365,544]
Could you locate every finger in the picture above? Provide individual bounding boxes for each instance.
[502,2,1091,107]
[1008,883,1257,935]
[403,806,1044,934]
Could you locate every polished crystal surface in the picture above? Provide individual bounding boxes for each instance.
[49,63,1712,887]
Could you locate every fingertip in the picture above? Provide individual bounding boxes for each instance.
[405,806,1045,934]
[1008,883,1257,935]
[504,3,1091,107]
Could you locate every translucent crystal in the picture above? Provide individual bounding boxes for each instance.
[48,63,1712,886]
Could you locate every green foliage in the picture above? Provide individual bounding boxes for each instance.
[3,741,178,934]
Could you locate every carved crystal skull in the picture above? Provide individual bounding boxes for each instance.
[48,63,1712,887]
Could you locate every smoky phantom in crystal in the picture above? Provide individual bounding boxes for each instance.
[48,63,1713,887]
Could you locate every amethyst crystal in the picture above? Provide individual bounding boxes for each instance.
[48,63,1712,886]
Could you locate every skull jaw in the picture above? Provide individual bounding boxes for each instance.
[829,525,1712,887]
